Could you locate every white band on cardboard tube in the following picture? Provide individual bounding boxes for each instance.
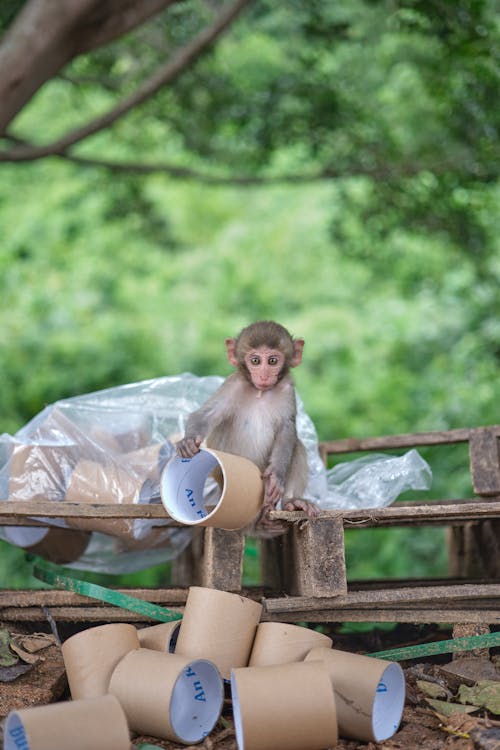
[305,647,405,742]
[231,660,338,750]
[174,586,263,680]
[248,622,333,667]
[160,449,263,530]
[109,648,224,744]
[62,623,140,699]
[4,694,130,750]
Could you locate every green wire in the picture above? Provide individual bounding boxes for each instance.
[369,631,500,661]
[32,558,182,623]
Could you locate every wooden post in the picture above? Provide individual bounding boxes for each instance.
[469,427,500,496]
[283,517,347,598]
[199,527,245,591]
[171,527,245,591]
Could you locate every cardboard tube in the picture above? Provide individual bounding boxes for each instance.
[4,694,130,750]
[65,459,141,539]
[1,526,90,563]
[175,586,263,680]
[26,526,90,563]
[138,621,181,652]
[8,442,77,502]
[305,647,405,742]
[231,660,338,750]
[62,623,140,699]
[109,648,223,743]
[160,449,264,530]
[249,622,333,667]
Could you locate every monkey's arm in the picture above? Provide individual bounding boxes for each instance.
[262,416,298,505]
[175,379,233,458]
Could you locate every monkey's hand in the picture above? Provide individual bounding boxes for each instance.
[262,467,285,507]
[175,436,202,458]
[282,498,320,518]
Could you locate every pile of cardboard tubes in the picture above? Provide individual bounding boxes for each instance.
[4,450,405,749]
[3,585,406,750]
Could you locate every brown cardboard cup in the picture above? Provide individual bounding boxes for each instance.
[305,647,405,742]
[160,449,263,530]
[4,694,130,750]
[109,647,223,743]
[1,526,90,564]
[65,459,141,539]
[62,623,140,699]
[231,660,338,750]
[249,622,333,667]
[175,586,263,680]
[138,620,181,652]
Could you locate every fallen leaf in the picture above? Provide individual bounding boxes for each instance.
[417,679,449,699]
[10,633,57,654]
[425,698,479,718]
[9,642,42,665]
[458,681,500,715]
[0,627,18,668]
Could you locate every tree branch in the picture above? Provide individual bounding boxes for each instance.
[7,146,489,185]
[0,0,253,161]
[0,0,178,134]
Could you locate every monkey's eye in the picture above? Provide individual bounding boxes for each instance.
[268,356,279,366]
[250,356,261,366]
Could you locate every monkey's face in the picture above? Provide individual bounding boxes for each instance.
[243,347,287,390]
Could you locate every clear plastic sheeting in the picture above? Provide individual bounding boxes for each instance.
[318,449,433,511]
[0,374,432,571]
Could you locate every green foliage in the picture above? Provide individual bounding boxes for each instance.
[0,0,498,589]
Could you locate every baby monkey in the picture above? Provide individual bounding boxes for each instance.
[176,320,319,529]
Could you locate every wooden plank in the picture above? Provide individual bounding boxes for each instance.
[319,427,475,455]
[264,583,500,613]
[263,609,500,624]
[2,498,500,528]
[469,427,500,496]
[0,587,188,608]
[0,501,174,521]
[0,606,184,623]
[2,604,500,625]
[269,500,500,527]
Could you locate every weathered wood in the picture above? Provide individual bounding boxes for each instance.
[263,582,500,613]
[281,517,347,597]
[0,500,175,521]
[0,587,189,608]
[199,527,245,591]
[270,500,500,527]
[469,427,500,496]
[319,427,474,456]
[263,609,500,624]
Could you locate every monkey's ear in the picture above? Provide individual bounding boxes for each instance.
[291,338,304,367]
[225,338,239,367]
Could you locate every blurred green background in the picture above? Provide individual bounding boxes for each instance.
[0,0,498,590]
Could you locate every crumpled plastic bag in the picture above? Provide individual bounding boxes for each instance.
[0,373,432,571]
[318,449,433,510]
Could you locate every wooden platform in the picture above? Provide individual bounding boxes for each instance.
[1,424,499,626]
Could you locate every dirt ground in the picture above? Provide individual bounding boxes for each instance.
[1,623,500,750]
